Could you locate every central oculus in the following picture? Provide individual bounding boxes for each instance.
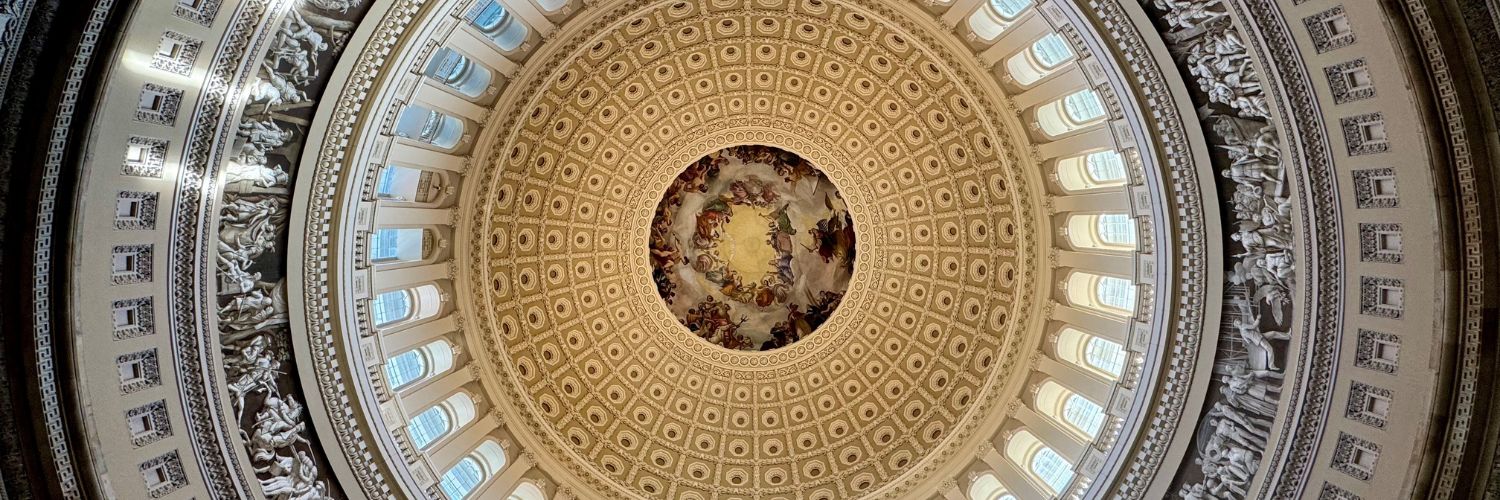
[651,146,856,351]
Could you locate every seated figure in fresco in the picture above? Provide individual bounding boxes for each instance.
[809,210,857,267]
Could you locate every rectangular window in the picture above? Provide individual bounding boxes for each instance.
[128,412,155,437]
[111,297,155,339]
[117,350,160,393]
[113,306,138,329]
[115,191,159,230]
[174,0,221,25]
[139,450,186,497]
[1355,329,1400,373]
[1342,67,1373,91]
[134,85,183,126]
[119,359,146,384]
[111,245,154,285]
[125,400,171,446]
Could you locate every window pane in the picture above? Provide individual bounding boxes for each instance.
[408,405,452,449]
[989,0,1031,19]
[1085,337,1126,376]
[1084,151,1126,183]
[1029,447,1074,493]
[465,0,508,31]
[439,457,484,499]
[385,350,427,389]
[377,167,401,199]
[968,474,1004,500]
[1094,276,1135,311]
[371,290,412,327]
[1063,90,1106,124]
[372,228,401,261]
[1062,394,1106,437]
[1032,34,1073,69]
[1096,214,1137,245]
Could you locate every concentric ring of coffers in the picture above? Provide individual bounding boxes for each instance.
[463,0,1041,497]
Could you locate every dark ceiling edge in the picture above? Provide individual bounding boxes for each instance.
[0,0,134,498]
[1384,0,1500,498]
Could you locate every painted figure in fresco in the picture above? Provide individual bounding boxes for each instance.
[653,146,854,351]
[809,209,857,267]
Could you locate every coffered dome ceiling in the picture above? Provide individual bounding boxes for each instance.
[8,0,1498,499]
[466,2,1040,495]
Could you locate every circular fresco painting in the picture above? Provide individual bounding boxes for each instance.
[651,145,857,351]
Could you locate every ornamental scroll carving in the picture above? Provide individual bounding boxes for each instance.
[1140,0,1296,498]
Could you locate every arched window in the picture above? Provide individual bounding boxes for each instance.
[1036,90,1108,137]
[969,0,1033,41]
[1030,446,1075,493]
[407,405,452,449]
[377,165,454,205]
[439,458,485,499]
[1062,394,1107,438]
[1084,336,1127,377]
[1005,430,1076,494]
[1064,89,1107,123]
[1055,151,1128,192]
[509,482,546,500]
[1032,33,1074,69]
[384,350,427,389]
[532,0,567,13]
[385,340,456,390]
[473,440,508,475]
[1006,32,1074,86]
[466,0,530,52]
[1054,327,1127,379]
[1065,213,1136,251]
[1064,272,1136,316]
[370,227,427,264]
[991,0,1031,18]
[1095,276,1136,312]
[410,392,478,451]
[968,473,1009,500]
[424,48,492,99]
[1034,380,1107,439]
[1085,151,1126,183]
[394,105,465,150]
[371,290,413,327]
[1096,214,1137,246]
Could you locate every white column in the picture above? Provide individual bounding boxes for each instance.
[1056,251,1133,275]
[940,0,984,28]
[1053,193,1129,213]
[375,206,455,227]
[400,367,475,412]
[1038,357,1113,403]
[1013,67,1086,110]
[387,142,468,172]
[978,13,1050,65]
[942,480,966,498]
[503,0,556,36]
[477,453,536,498]
[382,315,456,352]
[373,263,448,291]
[1051,305,1128,342]
[446,28,520,75]
[1037,126,1115,160]
[1014,406,1089,459]
[980,444,1049,500]
[414,86,489,122]
[428,418,499,472]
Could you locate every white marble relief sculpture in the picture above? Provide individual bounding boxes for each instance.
[210,2,374,496]
[1146,0,1296,498]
